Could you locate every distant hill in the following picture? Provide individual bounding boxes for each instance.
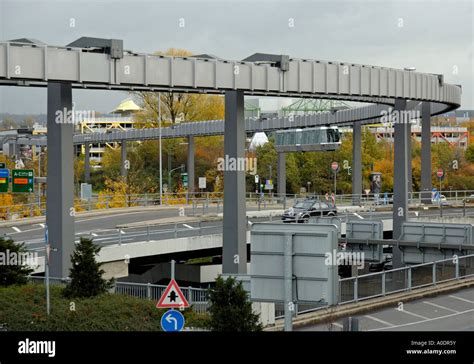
[0,113,46,125]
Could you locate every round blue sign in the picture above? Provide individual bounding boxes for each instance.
[161,309,185,332]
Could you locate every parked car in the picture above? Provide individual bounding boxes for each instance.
[281,197,337,223]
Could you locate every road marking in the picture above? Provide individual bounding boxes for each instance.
[422,301,459,313]
[449,295,474,304]
[364,315,394,327]
[11,227,21,232]
[91,233,98,237]
[369,308,474,331]
[353,213,364,219]
[120,230,125,234]
[397,309,429,320]
[182,224,194,229]
[36,223,45,228]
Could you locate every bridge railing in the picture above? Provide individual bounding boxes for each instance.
[2,190,474,221]
[339,254,474,304]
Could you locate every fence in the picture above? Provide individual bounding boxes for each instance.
[28,277,210,314]
[339,254,474,304]
[2,190,474,221]
[28,254,474,319]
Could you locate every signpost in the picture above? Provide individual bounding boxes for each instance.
[160,309,185,332]
[265,179,273,190]
[331,162,339,196]
[12,169,34,193]
[181,172,188,188]
[156,279,189,309]
[0,169,9,193]
[157,278,189,332]
[437,168,444,192]
[45,225,50,316]
[198,177,206,189]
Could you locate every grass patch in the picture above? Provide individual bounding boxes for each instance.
[0,284,210,331]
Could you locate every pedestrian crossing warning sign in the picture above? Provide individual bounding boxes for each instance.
[156,279,190,309]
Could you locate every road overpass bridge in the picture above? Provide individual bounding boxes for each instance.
[0,36,462,277]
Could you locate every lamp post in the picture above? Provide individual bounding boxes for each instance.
[168,164,185,192]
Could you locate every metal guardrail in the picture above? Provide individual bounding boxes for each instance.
[2,190,474,221]
[339,254,474,304]
[28,276,210,313]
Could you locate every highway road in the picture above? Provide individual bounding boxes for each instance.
[298,287,474,331]
[1,205,473,254]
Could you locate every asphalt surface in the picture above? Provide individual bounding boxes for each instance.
[298,287,474,331]
[2,205,473,253]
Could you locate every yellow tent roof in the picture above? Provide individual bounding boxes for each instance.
[112,98,141,113]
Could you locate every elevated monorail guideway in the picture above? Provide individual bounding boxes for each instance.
[0,37,462,277]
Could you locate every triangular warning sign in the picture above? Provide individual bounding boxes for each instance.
[156,279,190,309]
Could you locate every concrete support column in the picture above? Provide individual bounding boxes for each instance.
[421,102,432,204]
[120,140,127,178]
[392,98,408,268]
[277,152,286,197]
[406,122,412,193]
[84,143,90,183]
[223,91,247,274]
[46,82,75,278]
[187,136,195,193]
[352,121,362,205]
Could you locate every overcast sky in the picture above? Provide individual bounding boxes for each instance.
[0,0,472,114]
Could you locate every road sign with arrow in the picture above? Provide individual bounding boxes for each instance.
[156,279,190,309]
[160,309,185,332]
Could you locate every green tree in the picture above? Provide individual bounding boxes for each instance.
[0,237,33,286]
[63,237,113,298]
[207,276,262,332]
[1,117,17,130]
[465,145,474,164]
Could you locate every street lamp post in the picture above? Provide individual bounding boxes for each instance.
[168,164,185,192]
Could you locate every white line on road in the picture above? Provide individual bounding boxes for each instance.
[369,308,474,331]
[36,223,45,228]
[182,224,194,229]
[398,309,429,320]
[422,301,459,313]
[91,233,98,237]
[448,295,474,304]
[353,213,364,220]
[11,227,21,232]
[120,230,125,234]
[364,315,394,327]
[331,322,343,328]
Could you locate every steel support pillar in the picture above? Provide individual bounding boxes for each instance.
[187,136,195,193]
[120,140,127,178]
[277,152,286,197]
[84,142,90,183]
[46,82,75,278]
[223,91,247,274]
[352,121,362,205]
[392,98,408,268]
[421,102,432,204]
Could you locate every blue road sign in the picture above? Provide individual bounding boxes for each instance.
[161,309,185,332]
